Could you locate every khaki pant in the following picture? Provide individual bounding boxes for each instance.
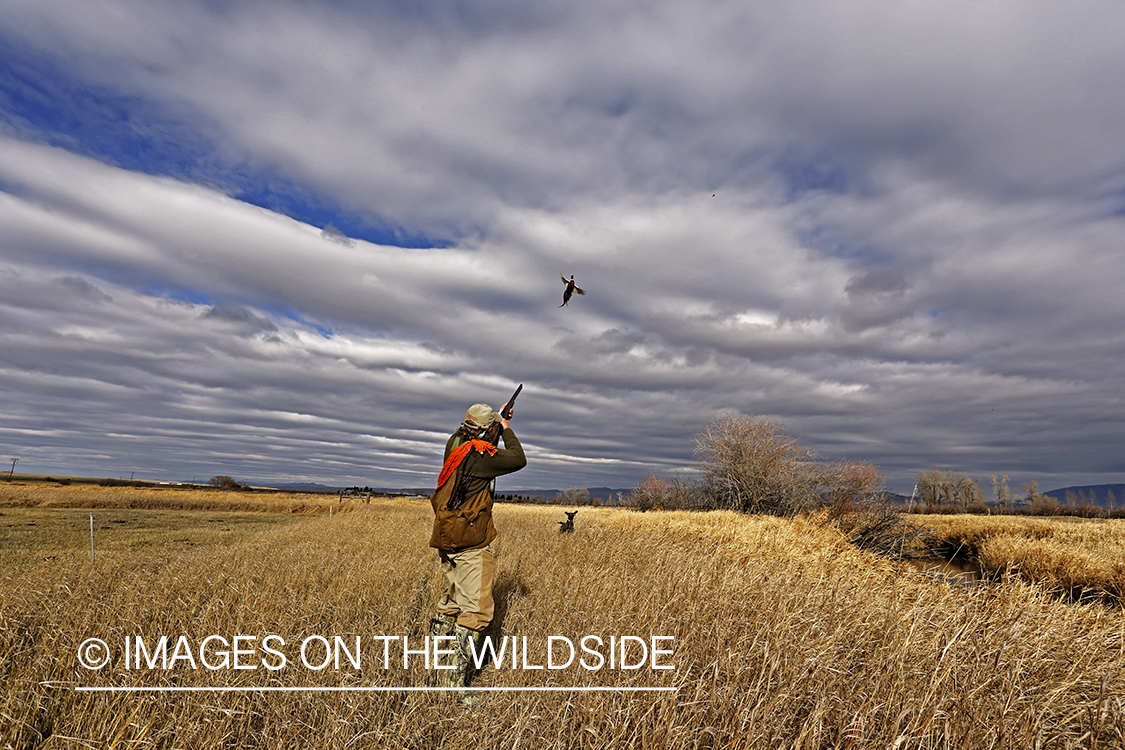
[436,544,495,632]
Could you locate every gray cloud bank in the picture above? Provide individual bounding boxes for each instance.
[1,0,1123,492]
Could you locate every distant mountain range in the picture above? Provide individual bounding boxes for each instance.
[886,483,1125,508]
[1041,483,1125,507]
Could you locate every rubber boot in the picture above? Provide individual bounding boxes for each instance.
[427,613,457,686]
[429,612,457,639]
[450,623,483,708]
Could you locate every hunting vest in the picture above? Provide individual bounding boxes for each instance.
[429,440,499,552]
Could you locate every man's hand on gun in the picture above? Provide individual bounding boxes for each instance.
[485,384,522,445]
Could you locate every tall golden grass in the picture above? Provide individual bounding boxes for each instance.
[0,480,351,513]
[1,489,1122,748]
[914,514,1125,603]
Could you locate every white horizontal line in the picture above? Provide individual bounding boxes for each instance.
[74,686,677,693]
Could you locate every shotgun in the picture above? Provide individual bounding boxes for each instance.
[483,384,523,446]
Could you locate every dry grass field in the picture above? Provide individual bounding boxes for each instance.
[0,481,347,514]
[1,485,1123,749]
[912,514,1125,605]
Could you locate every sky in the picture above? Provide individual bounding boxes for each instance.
[1,0,1123,494]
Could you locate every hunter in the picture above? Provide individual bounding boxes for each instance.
[428,401,526,705]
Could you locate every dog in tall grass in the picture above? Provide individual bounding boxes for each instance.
[558,511,577,533]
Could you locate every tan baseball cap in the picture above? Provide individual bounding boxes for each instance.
[464,403,500,429]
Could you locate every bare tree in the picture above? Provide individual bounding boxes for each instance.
[695,415,820,514]
[561,488,590,505]
[990,474,1012,510]
[955,475,983,507]
[916,471,981,508]
[821,459,884,513]
[915,470,949,507]
[694,414,881,516]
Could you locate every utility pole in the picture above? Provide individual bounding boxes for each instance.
[7,458,17,480]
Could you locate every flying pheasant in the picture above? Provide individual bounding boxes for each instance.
[560,274,586,307]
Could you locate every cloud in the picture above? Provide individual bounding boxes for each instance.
[201,304,279,335]
[319,224,355,247]
[0,0,1123,493]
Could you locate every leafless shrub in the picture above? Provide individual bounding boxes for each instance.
[687,414,922,553]
[820,461,917,555]
[821,459,884,514]
[1029,492,1060,515]
[626,474,705,512]
[694,414,885,516]
[558,488,590,505]
[694,415,817,514]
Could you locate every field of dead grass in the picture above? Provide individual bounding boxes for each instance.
[1,488,1122,749]
[0,480,352,514]
[912,514,1125,604]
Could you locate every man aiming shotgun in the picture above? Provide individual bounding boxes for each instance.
[481,384,521,448]
[428,385,526,706]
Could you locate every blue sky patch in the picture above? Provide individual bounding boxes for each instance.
[0,39,443,250]
[142,285,215,307]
